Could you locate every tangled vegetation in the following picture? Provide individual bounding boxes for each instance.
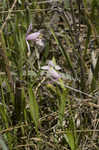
[0,0,99,149]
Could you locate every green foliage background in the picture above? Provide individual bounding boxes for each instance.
[0,0,99,149]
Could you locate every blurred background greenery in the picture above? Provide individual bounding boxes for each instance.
[0,0,99,149]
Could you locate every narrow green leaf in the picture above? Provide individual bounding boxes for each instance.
[58,87,68,126]
[64,130,76,150]
[0,136,8,150]
[28,86,39,131]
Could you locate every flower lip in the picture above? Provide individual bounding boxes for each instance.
[36,38,44,47]
[48,67,61,79]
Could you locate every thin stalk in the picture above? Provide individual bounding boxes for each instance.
[0,0,17,89]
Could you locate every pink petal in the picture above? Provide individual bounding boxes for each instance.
[48,61,61,70]
[48,61,55,67]
[41,66,49,70]
[26,23,33,35]
[26,32,40,41]
[55,65,61,70]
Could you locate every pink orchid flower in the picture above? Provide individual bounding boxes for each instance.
[26,24,44,55]
[41,60,61,80]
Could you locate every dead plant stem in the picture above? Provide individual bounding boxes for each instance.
[0,0,17,89]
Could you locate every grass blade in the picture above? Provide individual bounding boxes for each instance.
[28,85,39,132]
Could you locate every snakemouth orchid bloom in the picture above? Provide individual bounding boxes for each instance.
[41,60,61,80]
[26,24,44,56]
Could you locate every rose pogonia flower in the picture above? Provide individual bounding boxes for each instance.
[26,24,44,55]
[41,60,61,80]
